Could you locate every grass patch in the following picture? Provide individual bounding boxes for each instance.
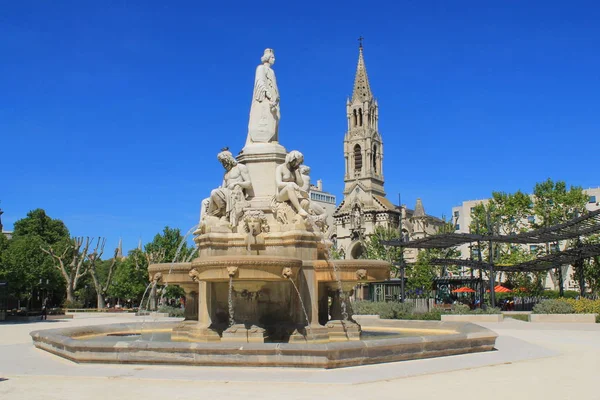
[505,314,529,322]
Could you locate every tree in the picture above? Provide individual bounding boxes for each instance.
[1,235,64,307]
[363,226,403,275]
[533,179,588,293]
[41,237,92,303]
[108,249,149,306]
[572,234,600,296]
[13,209,69,245]
[0,210,71,307]
[145,226,194,263]
[87,238,119,308]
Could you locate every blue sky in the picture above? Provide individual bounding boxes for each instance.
[2,1,599,252]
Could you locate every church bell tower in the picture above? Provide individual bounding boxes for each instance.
[343,41,385,197]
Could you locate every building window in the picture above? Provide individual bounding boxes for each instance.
[530,245,538,253]
[551,243,560,253]
[354,144,362,172]
[590,195,597,203]
[372,144,378,173]
[455,224,460,230]
[453,210,459,217]
[470,207,475,213]
[527,215,535,223]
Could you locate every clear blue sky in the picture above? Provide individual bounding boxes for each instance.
[2,1,599,253]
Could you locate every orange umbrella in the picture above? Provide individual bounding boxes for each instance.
[452,287,476,293]
[486,285,512,293]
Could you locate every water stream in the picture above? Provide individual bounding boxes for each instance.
[228,275,235,327]
[307,216,349,322]
[287,277,315,341]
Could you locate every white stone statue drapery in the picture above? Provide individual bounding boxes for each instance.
[246,48,280,145]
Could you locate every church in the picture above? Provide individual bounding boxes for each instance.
[332,43,443,261]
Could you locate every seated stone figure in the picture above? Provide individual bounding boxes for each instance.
[205,148,252,227]
[275,150,309,217]
[299,165,328,230]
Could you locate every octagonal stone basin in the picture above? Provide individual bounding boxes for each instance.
[30,318,497,369]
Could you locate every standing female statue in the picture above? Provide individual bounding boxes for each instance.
[246,48,280,144]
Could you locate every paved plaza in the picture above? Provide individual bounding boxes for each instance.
[1,314,599,400]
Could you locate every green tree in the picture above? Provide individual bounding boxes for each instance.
[533,179,588,293]
[1,235,64,307]
[108,249,149,306]
[86,238,119,308]
[532,179,588,228]
[145,226,194,263]
[13,209,69,245]
[363,226,403,275]
[0,210,71,307]
[572,234,600,296]
[41,237,93,304]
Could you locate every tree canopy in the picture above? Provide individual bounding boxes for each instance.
[12,209,69,245]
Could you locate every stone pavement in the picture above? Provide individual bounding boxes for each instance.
[1,314,599,400]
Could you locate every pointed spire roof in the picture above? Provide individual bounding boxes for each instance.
[116,237,123,259]
[413,198,426,218]
[351,43,373,103]
[137,238,142,251]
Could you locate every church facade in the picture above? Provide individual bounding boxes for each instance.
[332,44,443,262]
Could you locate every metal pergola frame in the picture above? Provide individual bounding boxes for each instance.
[382,209,600,307]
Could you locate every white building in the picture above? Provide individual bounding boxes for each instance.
[451,187,600,290]
[308,179,336,230]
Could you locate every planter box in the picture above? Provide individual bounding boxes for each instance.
[441,314,503,323]
[528,314,598,323]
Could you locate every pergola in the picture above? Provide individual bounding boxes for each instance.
[383,209,600,307]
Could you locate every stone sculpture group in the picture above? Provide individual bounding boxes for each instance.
[200,48,328,235]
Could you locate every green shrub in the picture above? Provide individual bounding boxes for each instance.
[62,300,84,309]
[352,301,414,319]
[542,290,579,299]
[533,299,574,314]
[563,298,600,315]
[450,304,471,314]
[158,305,184,317]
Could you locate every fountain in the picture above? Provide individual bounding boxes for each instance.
[31,48,497,368]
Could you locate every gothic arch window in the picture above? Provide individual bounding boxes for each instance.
[359,108,363,126]
[372,144,378,173]
[352,109,357,127]
[354,144,362,173]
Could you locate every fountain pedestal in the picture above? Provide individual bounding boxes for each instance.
[172,321,221,342]
[222,324,267,343]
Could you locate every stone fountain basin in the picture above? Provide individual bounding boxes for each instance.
[191,255,303,282]
[313,259,390,284]
[30,319,497,368]
[148,262,194,290]
[148,256,304,287]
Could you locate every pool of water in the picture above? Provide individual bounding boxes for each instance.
[76,328,449,343]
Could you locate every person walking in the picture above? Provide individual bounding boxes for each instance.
[41,297,48,321]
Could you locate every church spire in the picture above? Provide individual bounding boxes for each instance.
[413,198,426,218]
[116,237,123,259]
[352,40,373,103]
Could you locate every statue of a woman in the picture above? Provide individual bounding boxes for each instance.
[246,48,280,145]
